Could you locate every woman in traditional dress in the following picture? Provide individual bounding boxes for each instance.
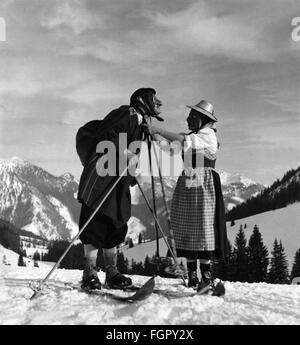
[144,100,228,292]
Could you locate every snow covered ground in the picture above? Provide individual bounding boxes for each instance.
[1,264,300,325]
[227,202,300,269]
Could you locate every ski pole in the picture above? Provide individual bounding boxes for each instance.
[135,179,187,287]
[30,166,129,300]
[150,135,179,260]
[145,131,160,258]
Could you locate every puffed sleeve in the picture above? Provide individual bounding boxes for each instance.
[184,128,218,157]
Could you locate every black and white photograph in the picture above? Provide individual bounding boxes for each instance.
[0,0,300,328]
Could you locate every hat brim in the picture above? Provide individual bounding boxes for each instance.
[187,105,218,122]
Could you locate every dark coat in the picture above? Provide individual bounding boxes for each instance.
[211,169,229,260]
[77,105,142,228]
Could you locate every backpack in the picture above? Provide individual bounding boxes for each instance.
[76,120,103,166]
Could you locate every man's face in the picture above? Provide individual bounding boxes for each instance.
[153,94,162,115]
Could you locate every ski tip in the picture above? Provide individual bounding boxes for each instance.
[125,275,155,302]
[212,281,226,297]
[29,290,41,300]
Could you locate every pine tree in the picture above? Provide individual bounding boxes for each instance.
[291,248,300,281]
[129,259,136,274]
[124,258,129,273]
[131,260,144,275]
[268,239,290,284]
[247,225,269,282]
[117,252,128,274]
[232,225,249,282]
[212,240,235,281]
[18,254,25,267]
[128,238,134,248]
[138,233,143,244]
[144,255,155,276]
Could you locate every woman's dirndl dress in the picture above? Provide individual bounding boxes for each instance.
[171,126,228,260]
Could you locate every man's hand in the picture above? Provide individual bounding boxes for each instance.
[128,154,141,177]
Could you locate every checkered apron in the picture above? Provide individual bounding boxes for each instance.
[171,167,216,252]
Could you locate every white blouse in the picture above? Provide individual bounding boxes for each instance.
[183,127,218,186]
[184,127,218,160]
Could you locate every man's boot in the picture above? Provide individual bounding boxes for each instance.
[81,257,101,290]
[103,248,132,289]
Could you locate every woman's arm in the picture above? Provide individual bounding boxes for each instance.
[145,125,185,144]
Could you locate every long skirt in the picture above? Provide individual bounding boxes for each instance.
[171,168,228,260]
[171,168,216,255]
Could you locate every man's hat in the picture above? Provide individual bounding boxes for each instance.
[187,100,218,122]
[130,88,156,105]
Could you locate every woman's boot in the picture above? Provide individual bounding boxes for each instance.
[187,260,199,288]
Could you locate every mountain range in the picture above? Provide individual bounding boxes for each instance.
[0,156,266,242]
[226,166,300,221]
[0,157,79,241]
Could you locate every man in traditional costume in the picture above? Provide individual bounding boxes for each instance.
[76,88,162,290]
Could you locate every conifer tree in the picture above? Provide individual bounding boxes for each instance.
[18,253,25,267]
[125,258,130,273]
[117,252,128,274]
[247,225,269,282]
[232,225,249,282]
[130,259,136,274]
[144,255,155,276]
[291,248,300,281]
[138,233,143,244]
[131,260,144,275]
[268,239,290,284]
[128,238,134,248]
[212,240,235,281]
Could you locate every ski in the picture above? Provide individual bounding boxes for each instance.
[67,275,155,303]
[25,275,224,301]
[152,280,226,299]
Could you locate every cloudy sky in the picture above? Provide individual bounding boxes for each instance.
[0,0,299,185]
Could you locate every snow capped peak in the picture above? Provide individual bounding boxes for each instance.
[219,171,258,187]
[0,156,29,170]
[60,172,75,182]
[0,157,80,241]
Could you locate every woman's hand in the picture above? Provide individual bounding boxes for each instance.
[142,124,185,144]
